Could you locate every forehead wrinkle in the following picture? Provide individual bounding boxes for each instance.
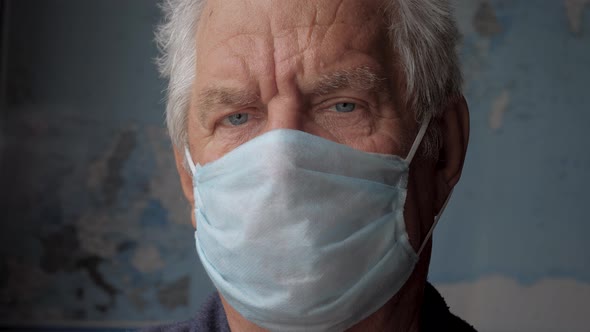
[273,21,368,66]
[331,0,347,24]
[310,66,388,96]
[195,87,260,124]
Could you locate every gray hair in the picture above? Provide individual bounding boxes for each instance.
[155,0,462,157]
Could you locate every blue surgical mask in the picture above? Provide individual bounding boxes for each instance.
[185,113,449,332]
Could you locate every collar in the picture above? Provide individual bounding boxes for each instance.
[420,282,477,332]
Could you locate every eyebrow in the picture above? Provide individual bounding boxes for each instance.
[195,88,259,125]
[194,66,388,124]
[309,66,388,97]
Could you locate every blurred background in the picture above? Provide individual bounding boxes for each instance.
[0,0,588,331]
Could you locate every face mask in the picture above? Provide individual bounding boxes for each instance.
[185,113,449,332]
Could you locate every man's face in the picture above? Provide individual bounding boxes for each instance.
[176,1,468,328]
[180,0,437,250]
[186,0,416,165]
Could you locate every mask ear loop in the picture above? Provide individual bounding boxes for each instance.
[417,188,454,257]
[184,146,206,213]
[184,147,197,176]
[404,113,452,256]
[405,113,432,164]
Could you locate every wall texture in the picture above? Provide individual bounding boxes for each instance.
[433,2,590,331]
[0,1,588,331]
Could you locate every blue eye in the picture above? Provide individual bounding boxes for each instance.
[333,102,356,113]
[227,113,249,126]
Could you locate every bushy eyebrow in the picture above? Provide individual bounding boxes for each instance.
[195,88,259,125]
[194,66,387,124]
[309,66,388,96]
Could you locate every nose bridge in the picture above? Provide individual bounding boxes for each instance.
[263,42,306,132]
[265,94,306,132]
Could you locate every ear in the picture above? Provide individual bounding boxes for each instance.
[173,147,197,228]
[433,95,470,214]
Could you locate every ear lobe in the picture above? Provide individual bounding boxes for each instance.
[434,95,470,214]
[173,147,197,228]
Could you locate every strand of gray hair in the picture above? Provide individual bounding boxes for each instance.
[154,0,463,158]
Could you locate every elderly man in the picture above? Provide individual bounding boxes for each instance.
[150,0,472,331]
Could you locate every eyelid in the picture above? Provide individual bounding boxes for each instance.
[316,97,369,112]
[313,87,379,106]
[217,108,262,127]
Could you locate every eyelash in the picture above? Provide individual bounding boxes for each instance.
[216,98,370,127]
[218,109,259,128]
[318,98,370,114]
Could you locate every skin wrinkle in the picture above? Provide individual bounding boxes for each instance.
[269,1,371,67]
[274,32,308,67]
[272,22,368,70]
[195,88,260,126]
[172,1,469,331]
[195,66,388,130]
[271,19,306,80]
[307,5,318,49]
[192,0,405,158]
[200,37,251,79]
[331,0,347,27]
[157,0,462,158]
[229,36,257,82]
[311,67,387,96]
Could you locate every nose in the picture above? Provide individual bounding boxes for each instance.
[264,96,306,132]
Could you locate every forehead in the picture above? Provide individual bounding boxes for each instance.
[199,0,384,33]
[194,0,389,86]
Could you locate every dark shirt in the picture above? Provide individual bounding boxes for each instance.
[142,283,476,332]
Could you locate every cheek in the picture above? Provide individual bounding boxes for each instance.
[316,114,374,143]
[193,139,237,165]
[311,105,382,147]
[342,116,405,155]
[347,132,402,155]
[187,123,233,165]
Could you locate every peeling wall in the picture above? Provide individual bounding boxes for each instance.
[0,0,208,324]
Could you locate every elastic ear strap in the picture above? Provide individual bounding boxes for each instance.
[417,188,454,257]
[406,113,432,164]
[184,147,197,175]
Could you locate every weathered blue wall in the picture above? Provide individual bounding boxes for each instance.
[431,2,590,331]
[0,0,210,325]
[0,1,589,331]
